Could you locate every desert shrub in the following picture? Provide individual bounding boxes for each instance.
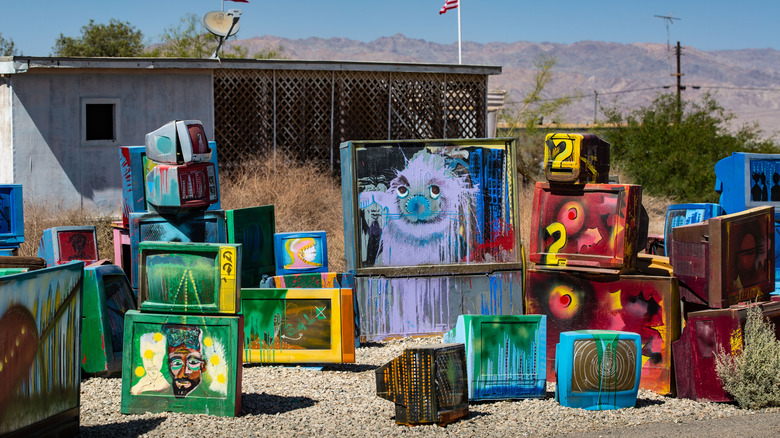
[715,305,780,409]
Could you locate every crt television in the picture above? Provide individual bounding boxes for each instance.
[529,182,645,273]
[443,314,547,401]
[37,226,99,267]
[226,205,276,287]
[145,120,212,164]
[0,184,24,246]
[138,241,241,314]
[274,231,328,275]
[555,330,642,410]
[543,133,610,184]
[664,203,725,259]
[376,343,469,425]
[144,161,219,212]
[81,264,137,375]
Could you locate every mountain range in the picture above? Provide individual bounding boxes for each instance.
[230,34,780,138]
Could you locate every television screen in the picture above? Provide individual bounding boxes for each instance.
[376,343,469,425]
[0,262,83,436]
[0,184,24,246]
[120,310,242,417]
[442,315,547,400]
[673,300,780,402]
[670,206,775,308]
[543,133,610,183]
[274,231,328,275]
[664,203,725,259]
[37,226,99,267]
[340,138,521,274]
[555,330,642,410]
[144,161,219,212]
[145,120,212,164]
[82,264,136,375]
[525,268,680,395]
[128,210,227,290]
[138,241,241,314]
[529,182,645,273]
[241,288,355,364]
[226,205,276,287]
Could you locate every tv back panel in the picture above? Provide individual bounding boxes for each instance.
[529,182,645,273]
[82,264,137,375]
[138,241,241,314]
[144,161,219,212]
[274,231,328,275]
[670,206,775,308]
[555,330,642,410]
[442,314,547,400]
[128,210,226,289]
[226,205,276,287]
[120,310,242,417]
[543,133,610,184]
[145,120,212,164]
[664,203,725,259]
[37,226,99,267]
[241,288,355,364]
[340,138,522,275]
[376,343,469,425]
[0,184,24,246]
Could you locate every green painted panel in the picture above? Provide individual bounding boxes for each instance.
[226,205,276,288]
[120,310,242,417]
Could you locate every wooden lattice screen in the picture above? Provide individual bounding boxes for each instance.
[213,69,487,173]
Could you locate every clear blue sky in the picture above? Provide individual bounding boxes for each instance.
[2,0,778,56]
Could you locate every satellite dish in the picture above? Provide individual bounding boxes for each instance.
[203,10,241,37]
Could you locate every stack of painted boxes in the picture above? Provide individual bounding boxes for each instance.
[119,120,243,416]
[524,133,681,397]
[340,138,526,342]
[669,152,778,402]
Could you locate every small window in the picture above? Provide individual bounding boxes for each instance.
[82,98,121,146]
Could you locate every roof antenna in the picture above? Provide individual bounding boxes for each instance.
[655,14,681,74]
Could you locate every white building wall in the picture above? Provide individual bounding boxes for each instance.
[10,70,214,213]
[0,77,12,183]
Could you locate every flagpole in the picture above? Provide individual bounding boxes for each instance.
[457,0,462,64]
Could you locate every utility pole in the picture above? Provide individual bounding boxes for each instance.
[674,41,683,116]
[593,90,598,124]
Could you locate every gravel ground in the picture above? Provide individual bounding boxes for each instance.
[79,336,780,437]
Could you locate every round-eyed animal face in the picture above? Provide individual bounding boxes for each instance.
[391,174,445,223]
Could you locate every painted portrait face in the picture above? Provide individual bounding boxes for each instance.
[163,325,205,398]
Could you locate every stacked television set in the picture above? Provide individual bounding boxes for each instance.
[340,138,525,342]
[525,132,681,399]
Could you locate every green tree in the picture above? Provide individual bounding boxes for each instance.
[146,14,283,59]
[53,19,144,57]
[600,93,778,202]
[498,55,576,180]
[0,33,17,56]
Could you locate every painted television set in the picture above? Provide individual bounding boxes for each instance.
[714,152,780,214]
[376,343,469,426]
[82,264,137,375]
[669,206,775,308]
[241,288,355,364]
[144,161,219,212]
[340,138,522,275]
[259,272,354,289]
[555,330,642,410]
[0,184,24,246]
[128,210,226,289]
[37,225,99,267]
[442,314,547,400]
[145,120,212,164]
[138,241,241,314]
[543,133,610,184]
[664,203,725,259]
[226,205,276,287]
[120,310,243,417]
[673,300,780,402]
[529,182,645,273]
[120,143,222,227]
[273,231,328,275]
[0,262,83,436]
[525,268,680,395]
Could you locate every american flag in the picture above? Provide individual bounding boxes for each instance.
[439,0,458,15]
